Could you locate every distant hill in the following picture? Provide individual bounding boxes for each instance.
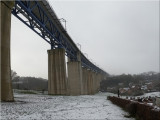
[100,71,160,94]
[12,76,48,91]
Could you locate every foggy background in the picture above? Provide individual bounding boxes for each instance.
[11,0,159,79]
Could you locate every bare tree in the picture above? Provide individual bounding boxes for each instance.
[11,70,17,80]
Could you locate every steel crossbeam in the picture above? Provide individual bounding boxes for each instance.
[11,0,106,74]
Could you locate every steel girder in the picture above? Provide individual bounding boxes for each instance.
[12,0,77,60]
[11,0,106,74]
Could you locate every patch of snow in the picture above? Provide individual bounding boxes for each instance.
[141,92,160,97]
[147,103,153,106]
[1,92,135,120]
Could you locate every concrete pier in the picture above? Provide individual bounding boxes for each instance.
[91,71,95,94]
[82,67,88,95]
[92,72,98,94]
[67,52,83,95]
[96,73,101,93]
[67,61,82,95]
[48,48,67,95]
[1,1,14,101]
[87,70,94,95]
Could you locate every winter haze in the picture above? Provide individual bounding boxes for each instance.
[11,0,159,79]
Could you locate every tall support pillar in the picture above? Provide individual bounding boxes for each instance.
[96,73,101,93]
[92,72,98,94]
[67,52,82,95]
[1,1,14,101]
[91,71,95,94]
[48,48,67,95]
[87,70,93,95]
[82,67,88,95]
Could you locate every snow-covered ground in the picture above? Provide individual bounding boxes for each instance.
[140,92,160,97]
[0,92,135,120]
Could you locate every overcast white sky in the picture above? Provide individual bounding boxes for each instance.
[11,0,159,79]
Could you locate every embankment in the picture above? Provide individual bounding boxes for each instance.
[108,96,160,120]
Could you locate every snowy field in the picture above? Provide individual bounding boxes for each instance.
[0,92,135,120]
[140,92,160,97]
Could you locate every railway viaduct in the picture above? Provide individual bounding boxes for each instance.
[0,1,107,101]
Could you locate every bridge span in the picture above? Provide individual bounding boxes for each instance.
[1,1,108,101]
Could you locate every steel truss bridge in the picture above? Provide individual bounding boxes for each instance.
[12,0,107,74]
